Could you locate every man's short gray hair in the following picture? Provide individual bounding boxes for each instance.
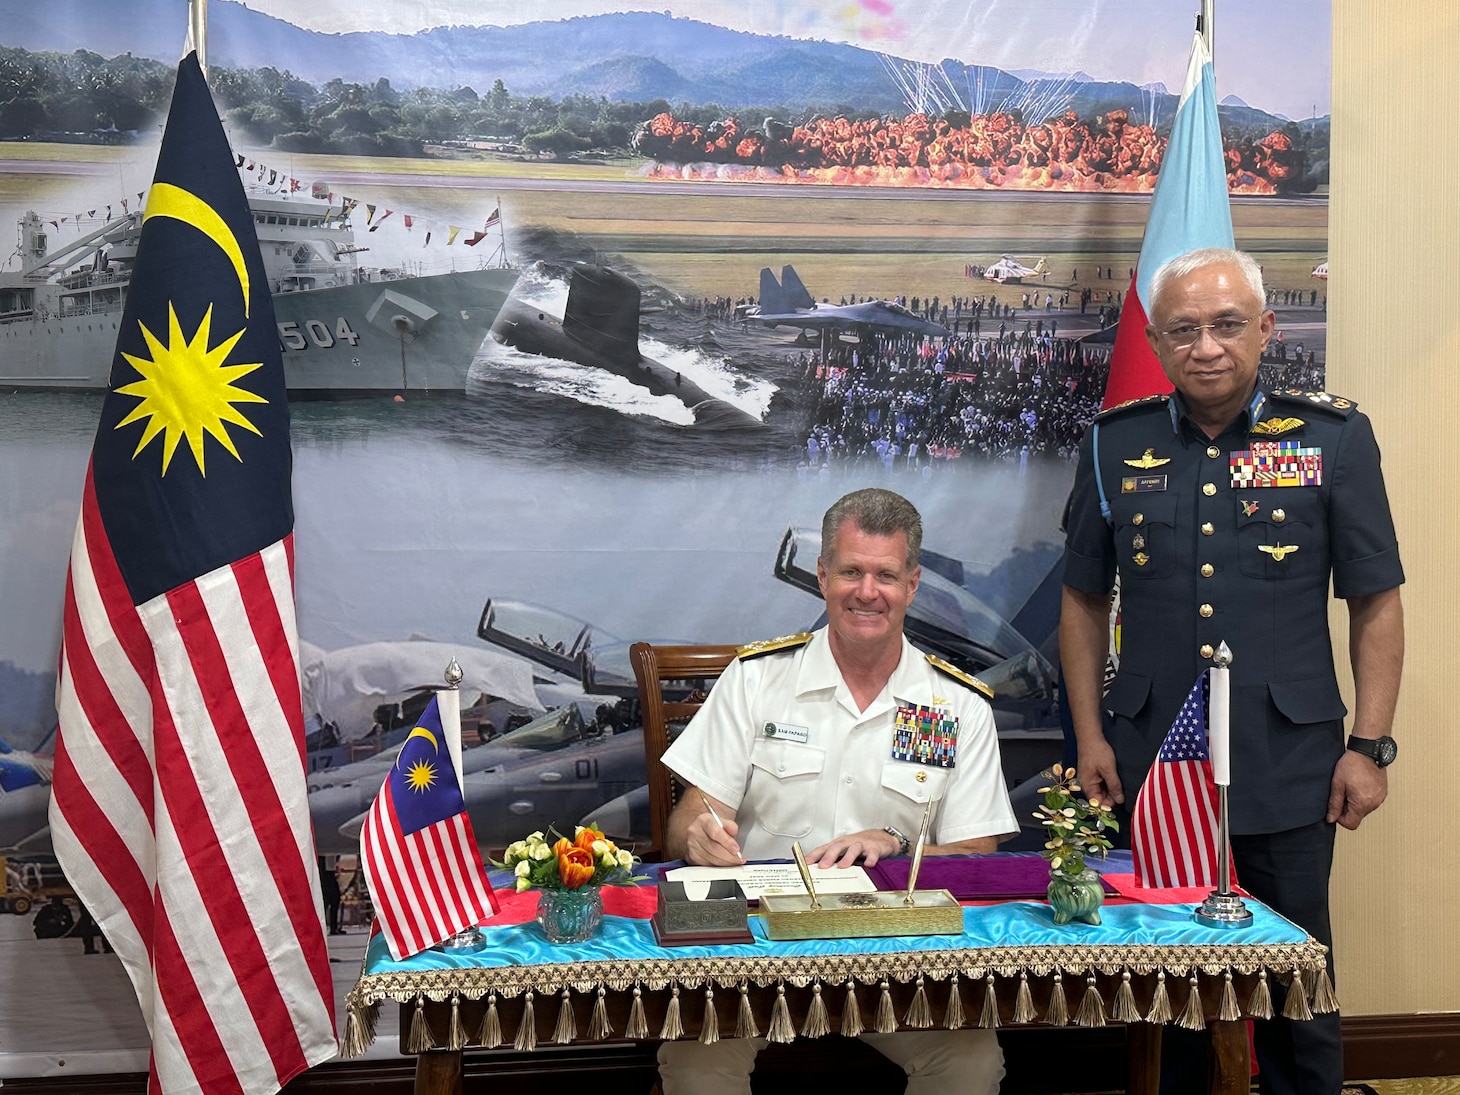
[820,488,922,570]
[1148,247,1266,316]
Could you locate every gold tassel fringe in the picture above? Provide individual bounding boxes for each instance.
[407,996,433,1054]
[588,987,612,1040]
[1310,968,1339,1014]
[1112,972,1141,1024]
[514,990,538,1052]
[447,994,467,1051]
[660,985,684,1041]
[944,973,965,1030]
[1146,971,1173,1025]
[553,988,577,1045]
[1012,971,1037,1025]
[841,980,864,1037]
[768,983,796,1043]
[1176,975,1206,1032]
[1045,972,1069,1027]
[341,1001,378,1059]
[737,983,760,1040]
[874,980,898,1034]
[700,986,720,1045]
[627,985,649,1040]
[1283,969,1313,1021]
[1076,975,1106,1028]
[802,982,830,1038]
[979,974,1001,1029]
[1247,971,1274,1021]
[904,976,933,1029]
[1219,972,1242,1022]
[479,993,502,1049]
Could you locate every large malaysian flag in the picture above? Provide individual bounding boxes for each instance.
[48,53,336,1094]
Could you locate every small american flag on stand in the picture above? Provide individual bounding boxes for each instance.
[360,696,498,960]
[1131,673,1234,889]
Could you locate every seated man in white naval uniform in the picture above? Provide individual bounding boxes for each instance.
[659,487,1017,1095]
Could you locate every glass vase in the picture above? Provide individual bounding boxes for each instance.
[1047,867,1105,926]
[537,886,604,943]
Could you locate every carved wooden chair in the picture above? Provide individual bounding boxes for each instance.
[628,642,739,861]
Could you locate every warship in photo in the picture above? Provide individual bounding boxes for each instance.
[0,195,518,396]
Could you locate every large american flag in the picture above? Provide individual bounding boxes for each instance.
[360,695,499,961]
[49,53,337,1094]
[1131,672,1231,889]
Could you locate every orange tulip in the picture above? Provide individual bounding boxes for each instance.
[575,826,604,853]
[558,846,596,890]
[552,837,573,857]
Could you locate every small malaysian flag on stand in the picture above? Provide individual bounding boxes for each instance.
[360,695,498,961]
[1131,673,1235,889]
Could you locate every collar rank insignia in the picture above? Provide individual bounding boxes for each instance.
[1123,448,1171,469]
[893,703,958,768]
[1251,416,1305,437]
[1259,542,1300,561]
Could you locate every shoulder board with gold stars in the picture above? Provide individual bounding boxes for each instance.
[924,654,994,699]
[1094,392,1170,420]
[1270,389,1357,417]
[737,633,814,660]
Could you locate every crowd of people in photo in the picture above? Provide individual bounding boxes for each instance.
[634,108,1310,193]
[792,328,1111,471]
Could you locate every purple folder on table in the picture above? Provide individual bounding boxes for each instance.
[865,856,1117,900]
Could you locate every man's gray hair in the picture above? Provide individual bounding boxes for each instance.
[820,488,922,569]
[1148,247,1266,315]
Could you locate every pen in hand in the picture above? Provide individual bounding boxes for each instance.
[698,788,743,862]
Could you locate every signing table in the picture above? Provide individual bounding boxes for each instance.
[344,872,1333,1095]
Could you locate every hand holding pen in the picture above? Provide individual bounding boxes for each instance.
[693,788,744,865]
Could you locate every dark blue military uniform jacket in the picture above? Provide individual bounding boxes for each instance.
[1062,387,1403,833]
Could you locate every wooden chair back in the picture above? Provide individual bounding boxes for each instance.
[629,642,739,860]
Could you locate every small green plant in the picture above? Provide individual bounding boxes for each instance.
[1035,764,1119,877]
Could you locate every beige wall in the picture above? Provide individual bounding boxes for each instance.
[1326,0,1460,1015]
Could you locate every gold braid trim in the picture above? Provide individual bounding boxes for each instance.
[346,939,1329,1012]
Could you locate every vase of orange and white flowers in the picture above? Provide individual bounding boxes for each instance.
[498,824,643,943]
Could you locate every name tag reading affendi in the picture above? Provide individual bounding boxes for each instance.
[892,703,958,767]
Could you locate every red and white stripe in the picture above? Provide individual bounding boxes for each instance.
[50,464,337,1095]
[1131,756,1221,889]
[360,777,497,962]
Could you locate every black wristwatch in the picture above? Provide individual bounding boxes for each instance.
[883,826,911,856]
[1346,735,1398,768]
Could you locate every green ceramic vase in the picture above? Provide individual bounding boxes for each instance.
[1047,867,1104,926]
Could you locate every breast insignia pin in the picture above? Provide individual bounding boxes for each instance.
[1258,542,1299,561]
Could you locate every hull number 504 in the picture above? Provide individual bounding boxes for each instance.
[278,318,362,351]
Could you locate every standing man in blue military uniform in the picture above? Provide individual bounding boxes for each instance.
[1060,248,1404,1095]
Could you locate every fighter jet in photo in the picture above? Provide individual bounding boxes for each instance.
[983,255,1048,284]
[745,265,949,339]
[0,735,55,855]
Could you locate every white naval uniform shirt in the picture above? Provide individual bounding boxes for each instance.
[661,628,1017,863]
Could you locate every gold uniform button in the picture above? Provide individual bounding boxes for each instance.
[1200,604,1213,618]
[1202,482,1217,496]
[1207,446,1220,458]
[1132,513,1144,526]
[915,771,927,783]
[1272,508,1286,523]
[1200,644,1214,659]
[1200,563,1214,577]
[1201,522,1214,536]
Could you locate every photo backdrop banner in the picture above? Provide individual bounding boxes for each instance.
[0,0,1329,1075]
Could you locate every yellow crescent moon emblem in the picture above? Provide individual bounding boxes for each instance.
[399,726,440,767]
[143,182,251,317]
